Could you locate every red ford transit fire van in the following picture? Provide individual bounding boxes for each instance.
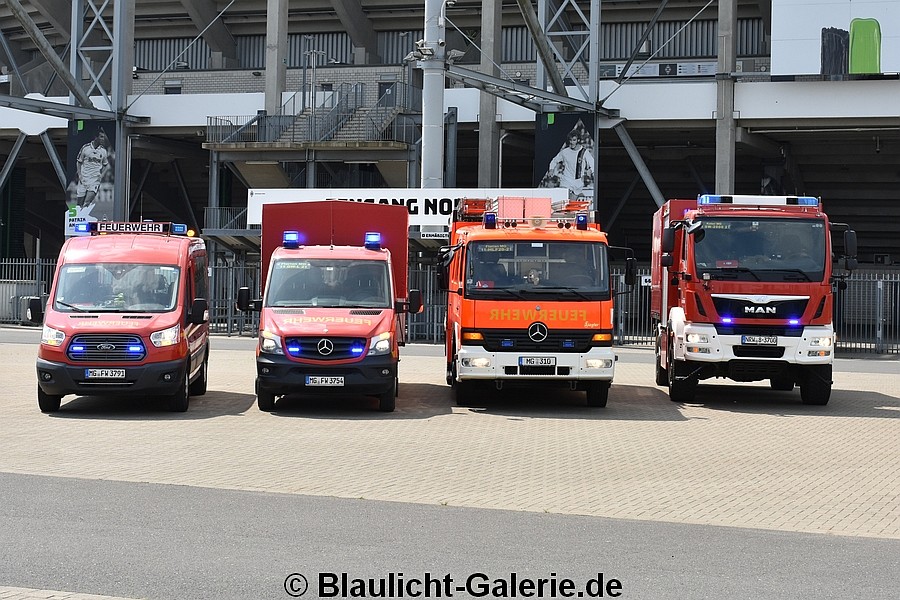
[29,221,210,412]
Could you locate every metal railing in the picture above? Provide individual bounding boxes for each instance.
[4,257,898,354]
[207,83,365,145]
[0,258,54,324]
[204,207,250,230]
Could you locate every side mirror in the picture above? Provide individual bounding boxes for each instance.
[661,254,673,268]
[407,289,423,314]
[661,227,676,254]
[28,297,44,324]
[437,266,450,291]
[844,229,858,261]
[236,286,261,312]
[685,220,705,243]
[189,298,209,324]
[624,257,637,286]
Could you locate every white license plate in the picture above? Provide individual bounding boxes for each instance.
[85,368,126,379]
[519,356,556,366]
[306,376,344,387]
[741,335,777,345]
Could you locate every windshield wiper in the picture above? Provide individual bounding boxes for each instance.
[468,287,528,300]
[704,267,761,281]
[55,301,87,312]
[526,286,595,300]
[762,268,812,282]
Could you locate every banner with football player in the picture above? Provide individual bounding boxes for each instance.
[65,119,116,236]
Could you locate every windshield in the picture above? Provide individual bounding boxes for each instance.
[54,264,180,312]
[693,217,826,282]
[464,241,610,300]
[266,259,391,308]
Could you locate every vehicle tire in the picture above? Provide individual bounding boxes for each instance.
[377,377,397,412]
[454,379,478,406]
[800,364,832,405]
[168,364,190,412]
[38,386,62,413]
[256,379,276,412]
[654,336,668,387]
[585,381,610,407]
[668,347,697,403]
[188,346,209,396]
[769,372,795,391]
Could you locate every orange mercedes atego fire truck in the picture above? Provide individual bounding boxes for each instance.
[439,196,635,407]
[29,221,210,413]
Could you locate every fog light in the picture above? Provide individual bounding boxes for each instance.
[41,372,52,381]
[163,373,172,381]
[461,357,491,368]
[381,369,390,375]
[585,359,613,369]
[807,350,830,357]
[687,346,710,354]
[261,367,270,374]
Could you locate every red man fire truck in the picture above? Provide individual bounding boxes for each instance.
[651,194,857,404]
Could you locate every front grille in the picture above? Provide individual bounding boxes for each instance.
[284,337,367,360]
[715,325,802,337]
[66,334,146,362]
[733,346,785,358]
[728,360,788,380]
[504,366,572,376]
[475,329,601,353]
[712,297,809,320]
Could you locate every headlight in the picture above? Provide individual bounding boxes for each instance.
[259,329,284,354]
[368,332,392,356]
[809,336,833,348]
[41,325,65,347]
[686,333,708,343]
[585,358,613,369]
[461,357,491,368]
[150,323,181,347]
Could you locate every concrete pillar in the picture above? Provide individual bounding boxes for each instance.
[264,0,288,115]
[477,0,501,187]
[421,0,446,189]
[715,0,737,194]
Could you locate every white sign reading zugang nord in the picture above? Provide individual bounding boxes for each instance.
[247,188,569,228]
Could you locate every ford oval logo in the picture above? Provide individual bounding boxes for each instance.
[97,343,116,351]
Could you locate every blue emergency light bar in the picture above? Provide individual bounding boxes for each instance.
[698,194,819,206]
[483,212,497,229]
[575,213,589,230]
[282,230,301,249]
[364,232,382,250]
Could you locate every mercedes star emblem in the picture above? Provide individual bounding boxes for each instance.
[528,322,549,343]
[317,338,334,355]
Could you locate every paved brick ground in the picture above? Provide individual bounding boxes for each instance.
[2,339,898,542]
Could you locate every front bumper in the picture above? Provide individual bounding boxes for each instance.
[456,346,615,382]
[36,357,187,397]
[675,324,835,364]
[256,352,397,396]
